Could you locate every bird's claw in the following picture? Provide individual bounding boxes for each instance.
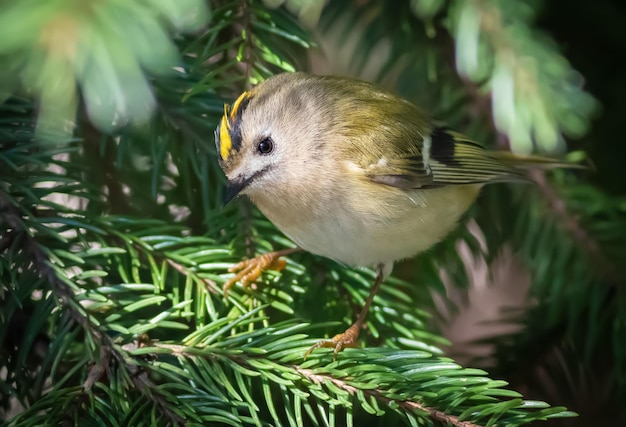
[304,322,361,360]
[223,252,288,297]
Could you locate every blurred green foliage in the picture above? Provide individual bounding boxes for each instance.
[0,0,208,137]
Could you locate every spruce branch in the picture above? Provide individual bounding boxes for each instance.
[80,120,132,215]
[0,193,184,426]
[166,258,220,295]
[529,169,623,288]
[0,192,102,348]
[294,366,482,427]
[450,0,596,152]
[0,1,209,141]
[138,332,573,427]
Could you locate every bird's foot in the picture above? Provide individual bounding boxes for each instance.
[304,322,361,360]
[223,248,298,297]
[303,266,386,360]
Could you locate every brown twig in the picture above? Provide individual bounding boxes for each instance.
[152,343,483,427]
[80,119,131,215]
[295,366,483,427]
[529,169,623,287]
[166,258,221,294]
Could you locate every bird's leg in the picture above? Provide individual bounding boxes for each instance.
[223,247,301,297]
[304,266,385,359]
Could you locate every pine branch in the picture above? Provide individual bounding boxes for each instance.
[0,195,99,347]
[0,0,209,139]
[80,119,132,215]
[132,327,574,427]
[529,169,623,288]
[0,193,183,425]
[294,366,482,427]
[449,0,597,152]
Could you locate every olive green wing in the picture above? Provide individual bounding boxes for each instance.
[367,126,527,189]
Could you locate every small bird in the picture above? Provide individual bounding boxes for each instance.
[215,72,572,357]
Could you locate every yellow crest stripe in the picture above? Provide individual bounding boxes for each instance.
[219,90,253,161]
[230,90,250,120]
[219,112,232,161]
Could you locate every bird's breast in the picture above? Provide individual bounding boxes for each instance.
[250,182,481,269]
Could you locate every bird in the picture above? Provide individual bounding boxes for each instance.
[214,72,576,357]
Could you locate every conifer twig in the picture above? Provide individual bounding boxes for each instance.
[0,192,184,425]
[295,366,483,427]
[529,169,623,287]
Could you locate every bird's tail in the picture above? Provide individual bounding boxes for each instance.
[491,150,590,170]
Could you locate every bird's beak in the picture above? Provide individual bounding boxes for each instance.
[223,176,250,206]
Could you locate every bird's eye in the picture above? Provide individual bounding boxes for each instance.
[257,137,274,155]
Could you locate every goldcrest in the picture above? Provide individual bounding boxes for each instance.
[215,72,567,356]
